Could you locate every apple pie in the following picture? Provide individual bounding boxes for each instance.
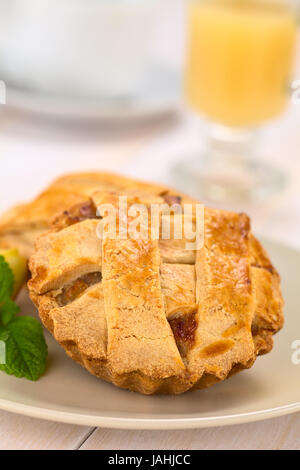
[0,172,176,259]
[28,186,284,394]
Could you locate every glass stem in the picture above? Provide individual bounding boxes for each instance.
[205,123,258,171]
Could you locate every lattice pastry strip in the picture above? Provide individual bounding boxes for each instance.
[30,219,102,294]
[187,209,255,381]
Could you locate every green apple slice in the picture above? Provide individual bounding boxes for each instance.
[0,248,27,297]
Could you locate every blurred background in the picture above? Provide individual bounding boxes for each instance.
[0,0,299,247]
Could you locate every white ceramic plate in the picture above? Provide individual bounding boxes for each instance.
[0,239,299,430]
[5,73,181,123]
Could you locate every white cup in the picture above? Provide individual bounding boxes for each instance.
[0,0,160,99]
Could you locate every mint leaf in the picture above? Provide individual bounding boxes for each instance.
[0,255,48,381]
[0,316,48,381]
[0,299,20,326]
[0,256,14,303]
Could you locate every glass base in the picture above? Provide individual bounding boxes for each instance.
[172,124,287,206]
[172,153,286,205]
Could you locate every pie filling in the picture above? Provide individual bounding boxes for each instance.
[169,311,197,358]
[58,201,99,228]
[163,194,182,206]
[57,272,102,306]
[58,193,184,229]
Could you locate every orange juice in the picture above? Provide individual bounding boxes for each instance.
[186,0,298,127]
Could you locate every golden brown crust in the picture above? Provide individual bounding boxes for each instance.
[0,172,192,259]
[28,183,284,394]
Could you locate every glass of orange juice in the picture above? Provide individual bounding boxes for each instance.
[176,0,298,203]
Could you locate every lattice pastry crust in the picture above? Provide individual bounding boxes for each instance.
[28,188,284,394]
[0,172,180,259]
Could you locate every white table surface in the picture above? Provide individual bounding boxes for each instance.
[0,94,299,449]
